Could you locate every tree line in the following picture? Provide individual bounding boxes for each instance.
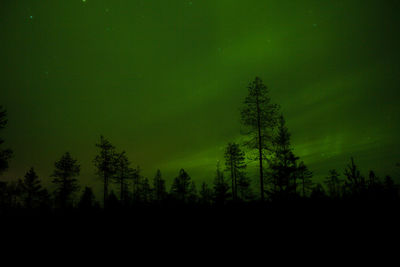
[0,77,399,214]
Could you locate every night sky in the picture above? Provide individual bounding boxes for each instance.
[1,0,399,194]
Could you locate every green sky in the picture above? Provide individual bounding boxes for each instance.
[1,0,399,195]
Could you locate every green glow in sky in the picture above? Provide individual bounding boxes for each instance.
[1,0,399,193]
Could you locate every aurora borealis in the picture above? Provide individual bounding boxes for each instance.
[0,0,399,194]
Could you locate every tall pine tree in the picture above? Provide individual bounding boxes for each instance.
[94,136,117,207]
[241,77,278,201]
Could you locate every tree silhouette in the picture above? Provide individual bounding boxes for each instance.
[383,176,398,201]
[78,186,98,210]
[94,136,117,207]
[365,170,384,200]
[5,181,21,209]
[324,169,342,198]
[241,77,278,201]
[368,170,378,186]
[187,181,198,203]
[199,182,213,205]
[51,152,80,209]
[343,157,365,196]
[19,167,46,209]
[213,162,230,205]
[113,151,134,205]
[0,106,12,175]
[132,166,143,203]
[140,177,152,203]
[297,161,313,197]
[268,115,299,198]
[224,142,246,201]
[0,181,9,209]
[237,172,254,201]
[153,169,167,202]
[171,169,192,203]
[310,183,327,200]
[107,190,120,209]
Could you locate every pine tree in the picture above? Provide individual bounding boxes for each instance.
[132,166,143,203]
[237,172,254,201]
[19,167,45,209]
[94,135,117,207]
[213,162,230,205]
[310,183,326,200]
[153,169,167,202]
[199,182,213,205]
[384,176,398,200]
[241,77,279,201]
[140,177,152,203]
[224,142,246,201]
[5,181,21,209]
[269,115,299,198]
[171,169,192,203]
[78,186,98,210]
[297,161,313,197]
[187,181,198,203]
[51,152,80,209]
[113,151,134,204]
[324,169,342,198]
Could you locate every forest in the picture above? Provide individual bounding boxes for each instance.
[0,77,399,216]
